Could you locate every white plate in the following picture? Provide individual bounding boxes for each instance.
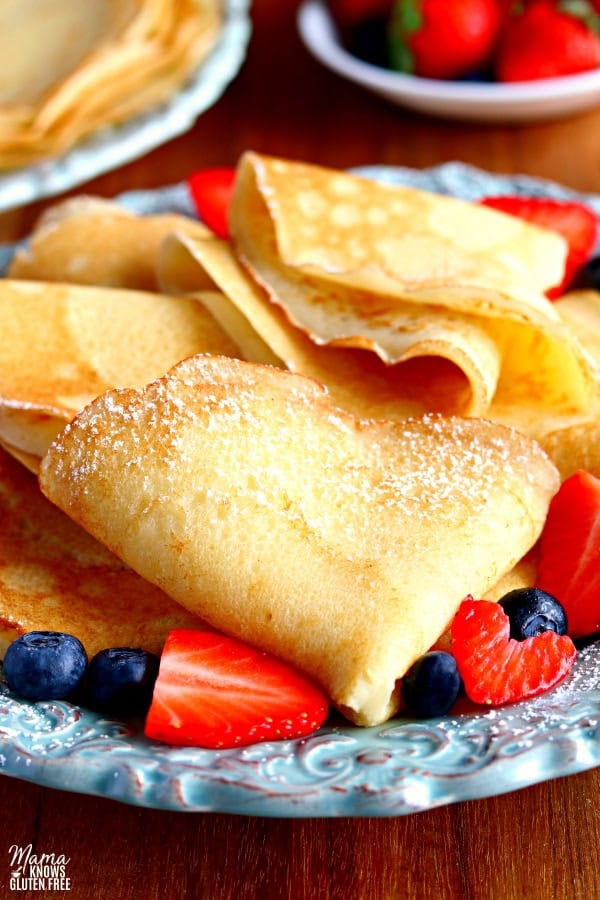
[0,0,252,214]
[297,0,600,123]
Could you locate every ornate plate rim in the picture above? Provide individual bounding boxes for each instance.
[2,161,600,817]
[0,0,252,214]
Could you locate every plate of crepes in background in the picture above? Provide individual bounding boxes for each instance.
[298,1,600,123]
[2,156,600,816]
[0,0,250,212]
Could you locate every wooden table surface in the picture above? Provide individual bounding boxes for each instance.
[1,2,600,898]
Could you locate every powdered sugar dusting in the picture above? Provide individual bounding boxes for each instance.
[43,357,556,568]
[431,640,600,750]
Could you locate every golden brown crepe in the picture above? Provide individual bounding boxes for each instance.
[0,446,200,658]
[0,0,222,170]
[0,280,240,467]
[0,439,40,475]
[225,153,598,432]
[0,0,137,106]
[157,153,600,475]
[430,548,539,655]
[8,196,213,292]
[525,291,600,479]
[158,233,475,419]
[232,153,565,308]
[555,290,600,367]
[39,354,559,725]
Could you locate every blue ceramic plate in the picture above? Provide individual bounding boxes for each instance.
[2,163,600,817]
[0,0,251,214]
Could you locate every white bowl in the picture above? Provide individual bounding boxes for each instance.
[297,0,600,123]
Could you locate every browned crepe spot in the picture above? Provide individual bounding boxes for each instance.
[0,280,241,460]
[9,197,213,291]
[0,446,201,658]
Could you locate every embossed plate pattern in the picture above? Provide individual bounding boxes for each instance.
[1,163,600,816]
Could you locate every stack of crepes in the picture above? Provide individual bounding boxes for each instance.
[158,153,600,465]
[2,152,600,726]
[0,0,222,171]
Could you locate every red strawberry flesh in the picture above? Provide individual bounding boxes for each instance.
[479,195,599,298]
[536,470,600,638]
[144,630,329,749]
[389,0,502,80]
[451,597,576,706]
[187,167,236,240]
[495,0,600,83]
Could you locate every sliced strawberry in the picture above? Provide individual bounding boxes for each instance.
[536,470,600,638]
[187,167,236,240]
[451,597,576,706]
[479,195,599,298]
[144,630,329,749]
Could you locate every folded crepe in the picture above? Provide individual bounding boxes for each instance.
[221,153,598,436]
[0,446,200,658]
[8,196,213,292]
[39,354,559,725]
[530,289,600,479]
[159,234,474,419]
[0,280,240,469]
[0,0,136,107]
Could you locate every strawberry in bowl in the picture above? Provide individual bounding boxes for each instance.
[496,0,600,83]
[324,0,600,84]
[388,0,503,80]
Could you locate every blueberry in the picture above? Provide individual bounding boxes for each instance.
[2,631,87,701]
[498,587,567,641]
[86,647,160,716]
[572,255,600,291]
[401,651,461,719]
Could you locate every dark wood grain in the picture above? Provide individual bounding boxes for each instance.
[1,2,600,897]
[1,770,600,899]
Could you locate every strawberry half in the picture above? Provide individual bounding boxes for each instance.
[389,0,502,80]
[187,167,236,240]
[536,470,600,639]
[451,597,576,706]
[495,0,600,84]
[479,195,599,298]
[144,630,329,749]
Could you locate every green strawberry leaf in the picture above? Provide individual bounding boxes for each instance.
[394,0,422,34]
[558,0,600,33]
[388,0,422,73]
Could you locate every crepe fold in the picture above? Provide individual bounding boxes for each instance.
[159,234,479,420]
[219,153,597,430]
[40,355,559,725]
[0,279,240,469]
[535,290,600,479]
[7,196,213,292]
